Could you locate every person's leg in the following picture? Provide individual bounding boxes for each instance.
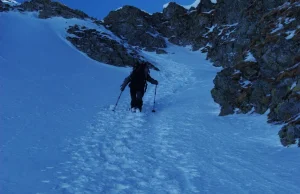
[136,91,145,111]
[130,88,137,109]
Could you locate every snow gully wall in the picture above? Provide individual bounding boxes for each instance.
[1,0,299,146]
[96,0,300,146]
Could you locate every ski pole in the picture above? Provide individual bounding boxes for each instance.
[112,91,123,112]
[152,85,157,112]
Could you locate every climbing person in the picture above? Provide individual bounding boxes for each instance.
[120,62,158,112]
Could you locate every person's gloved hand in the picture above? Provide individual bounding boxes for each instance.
[154,80,158,85]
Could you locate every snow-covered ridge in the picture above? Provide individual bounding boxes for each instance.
[163,0,217,10]
[163,2,170,9]
[115,5,152,15]
[115,6,123,11]
[1,0,19,6]
[183,0,201,9]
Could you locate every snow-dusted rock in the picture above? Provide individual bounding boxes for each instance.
[103,5,166,51]
[18,0,89,19]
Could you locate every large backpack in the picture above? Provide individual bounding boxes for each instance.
[129,63,149,92]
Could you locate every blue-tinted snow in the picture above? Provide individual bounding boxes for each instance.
[244,51,257,63]
[1,11,300,194]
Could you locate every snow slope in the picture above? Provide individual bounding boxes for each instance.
[1,11,300,194]
[0,12,129,193]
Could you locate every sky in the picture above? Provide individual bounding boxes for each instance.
[17,0,196,19]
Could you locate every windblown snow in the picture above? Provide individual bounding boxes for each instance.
[1,11,300,194]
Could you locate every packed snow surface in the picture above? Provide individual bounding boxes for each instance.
[1,11,300,194]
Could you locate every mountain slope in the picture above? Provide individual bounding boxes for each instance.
[3,0,298,145]
[102,0,300,146]
[0,11,129,193]
[1,10,300,194]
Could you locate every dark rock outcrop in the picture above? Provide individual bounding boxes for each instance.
[279,117,300,146]
[18,0,88,19]
[0,1,5,11]
[104,6,166,52]
[66,25,158,70]
[196,0,215,13]
[155,3,196,46]
[0,1,11,11]
[102,1,217,51]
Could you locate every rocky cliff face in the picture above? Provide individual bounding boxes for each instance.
[18,0,89,19]
[104,6,167,53]
[0,0,11,11]
[209,0,300,146]
[66,25,158,70]
[2,0,299,146]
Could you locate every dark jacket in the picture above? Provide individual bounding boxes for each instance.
[121,65,158,91]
